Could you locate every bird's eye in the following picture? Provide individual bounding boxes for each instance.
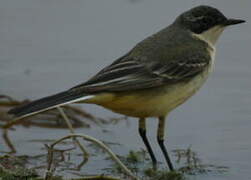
[201,17,214,25]
[183,14,218,34]
[197,16,216,31]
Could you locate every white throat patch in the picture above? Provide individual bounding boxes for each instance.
[192,25,225,48]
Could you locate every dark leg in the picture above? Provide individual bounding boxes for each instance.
[138,118,157,169]
[157,116,174,171]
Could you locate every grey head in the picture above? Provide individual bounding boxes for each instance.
[174,6,245,45]
[175,5,245,34]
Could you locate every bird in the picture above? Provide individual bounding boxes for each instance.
[8,5,245,171]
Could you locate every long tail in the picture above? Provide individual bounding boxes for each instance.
[8,90,94,118]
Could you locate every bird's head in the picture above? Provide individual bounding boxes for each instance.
[175,5,245,45]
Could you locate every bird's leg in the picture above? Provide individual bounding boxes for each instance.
[138,118,157,169]
[157,116,174,171]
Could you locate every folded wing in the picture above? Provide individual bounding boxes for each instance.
[71,51,210,93]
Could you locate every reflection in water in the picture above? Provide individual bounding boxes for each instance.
[173,148,228,174]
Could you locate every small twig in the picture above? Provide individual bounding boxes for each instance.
[45,134,139,180]
[0,101,21,107]
[0,95,16,102]
[2,116,28,129]
[2,128,16,153]
[45,144,54,180]
[57,107,89,162]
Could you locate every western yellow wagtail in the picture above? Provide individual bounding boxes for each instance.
[8,5,245,170]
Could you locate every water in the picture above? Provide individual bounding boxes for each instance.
[0,0,250,179]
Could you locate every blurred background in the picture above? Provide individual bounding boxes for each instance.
[0,0,250,179]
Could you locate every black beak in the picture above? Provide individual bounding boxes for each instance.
[223,18,246,26]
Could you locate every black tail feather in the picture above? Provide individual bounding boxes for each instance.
[8,90,88,117]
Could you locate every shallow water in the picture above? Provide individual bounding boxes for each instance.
[0,0,250,179]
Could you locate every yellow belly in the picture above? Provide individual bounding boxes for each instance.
[85,68,211,118]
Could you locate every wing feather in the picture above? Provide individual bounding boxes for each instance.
[71,51,210,93]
